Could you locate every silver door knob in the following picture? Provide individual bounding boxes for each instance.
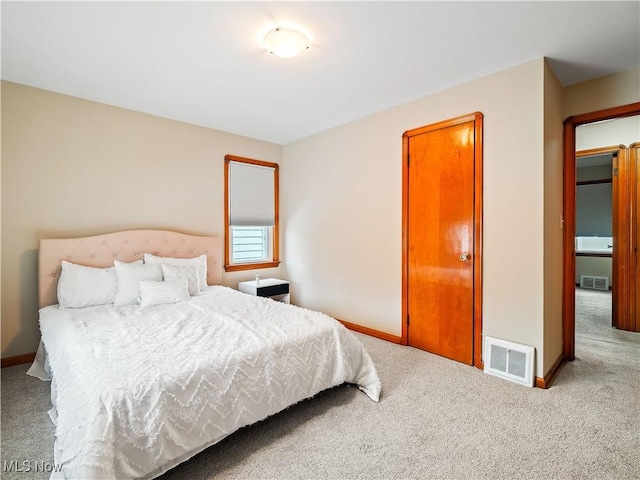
[459,253,470,261]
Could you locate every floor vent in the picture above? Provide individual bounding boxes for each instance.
[484,337,535,387]
[580,275,609,291]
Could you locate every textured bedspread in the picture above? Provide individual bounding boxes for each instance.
[39,286,381,479]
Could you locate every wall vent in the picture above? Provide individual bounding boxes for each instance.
[580,275,609,291]
[484,336,535,387]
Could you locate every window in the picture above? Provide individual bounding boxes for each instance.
[231,226,270,263]
[224,155,279,271]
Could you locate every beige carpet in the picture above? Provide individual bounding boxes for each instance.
[574,287,639,367]
[2,290,639,479]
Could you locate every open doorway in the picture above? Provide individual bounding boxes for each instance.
[563,102,640,361]
[575,144,615,339]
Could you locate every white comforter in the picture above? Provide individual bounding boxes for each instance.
[39,286,381,479]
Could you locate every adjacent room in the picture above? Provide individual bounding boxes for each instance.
[2,2,639,479]
[574,116,640,353]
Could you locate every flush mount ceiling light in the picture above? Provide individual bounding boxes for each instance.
[263,27,310,58]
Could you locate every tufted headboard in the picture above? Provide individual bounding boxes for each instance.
[39,230,223,308]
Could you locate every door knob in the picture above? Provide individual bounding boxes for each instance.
[459,253,470,261]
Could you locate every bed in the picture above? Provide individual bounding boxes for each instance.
[28,229,381,479]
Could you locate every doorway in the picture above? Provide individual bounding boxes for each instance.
[575,145,617,328]
[402,112,483,367]
[563,102,640,361]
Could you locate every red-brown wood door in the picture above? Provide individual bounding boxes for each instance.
[402,113,483,366]
[612,147,632,330]
[610,143,639,332]
[631,143,639,332]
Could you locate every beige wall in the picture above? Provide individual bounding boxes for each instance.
[4,63,637,375]
[283,58,551,376]
[1,81,283,358]
[576,257,612,287]
[563,68,640,119]
[576,116,640,151]
[543,61,564,374]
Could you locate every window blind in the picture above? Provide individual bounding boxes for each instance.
[228,161,276,226]
[576,183,612,237]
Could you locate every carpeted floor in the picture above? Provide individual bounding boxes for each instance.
[2,288,639,479]
[574,287,639,368]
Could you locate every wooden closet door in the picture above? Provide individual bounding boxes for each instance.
[403,113,483,365]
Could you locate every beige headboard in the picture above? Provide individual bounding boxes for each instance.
[39,230,223,308]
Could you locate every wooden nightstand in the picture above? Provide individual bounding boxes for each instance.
[238,278,290,304]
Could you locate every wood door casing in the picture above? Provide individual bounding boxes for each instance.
[562,103,640,360]
[402,113,483,367]
[631,143,639,331]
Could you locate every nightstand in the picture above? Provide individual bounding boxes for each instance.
[238,278,290,304]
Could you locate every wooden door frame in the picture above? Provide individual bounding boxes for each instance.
[401,112,484,369]
[562,102,640,360]
[631,143,640,331]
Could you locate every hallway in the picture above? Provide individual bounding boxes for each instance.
[575,287,640,368]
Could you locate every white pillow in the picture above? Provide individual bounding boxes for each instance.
[138,280,190,309]
[161,264,200,296]
[144,253,208,292]
[57,261,117,308]
[114,261,162,306]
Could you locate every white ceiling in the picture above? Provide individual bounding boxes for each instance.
[2,2,639,145]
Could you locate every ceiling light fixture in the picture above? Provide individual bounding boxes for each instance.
[263,27,310,58]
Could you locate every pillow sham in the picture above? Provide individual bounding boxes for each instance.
[161,264,200,296]
[143,253,208,292]
[57,261,117,309]
[138,280,190,309]
[114,261,162,306]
